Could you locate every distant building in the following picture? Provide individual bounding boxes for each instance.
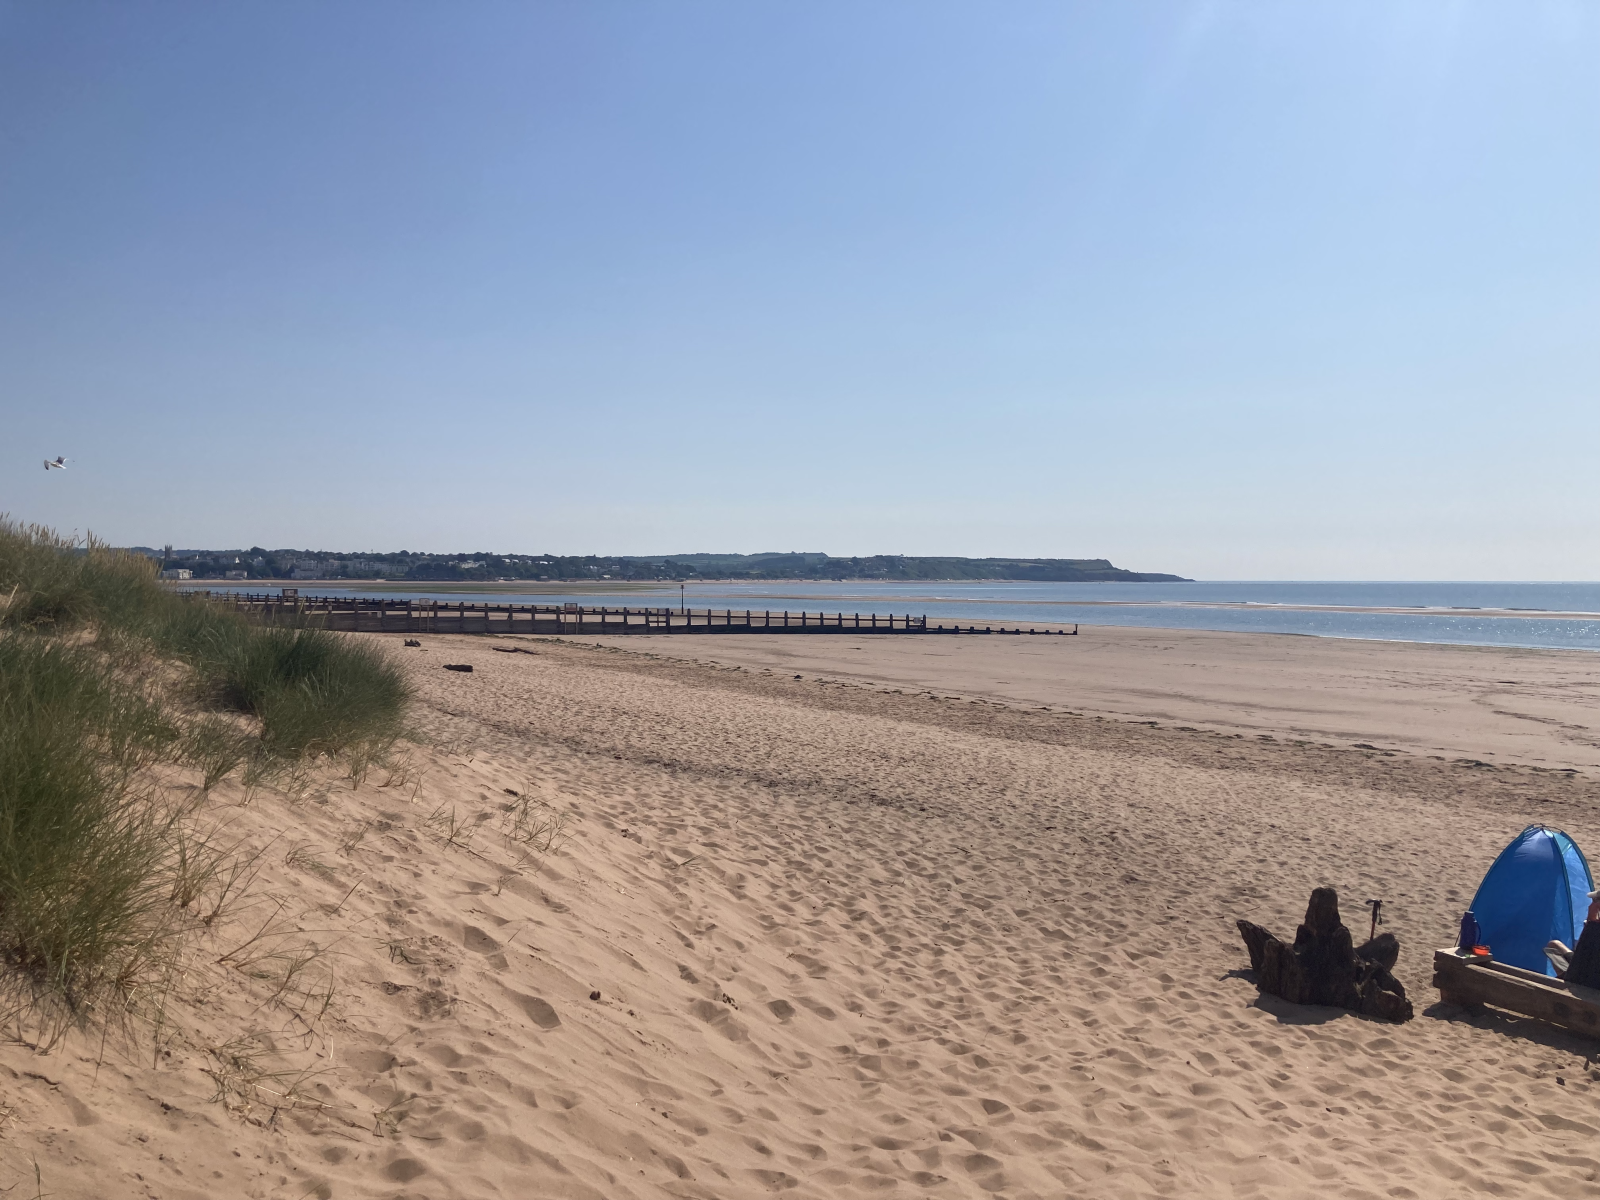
[161,568,192,580]
[224,570,248,580]
[290,567,321,580]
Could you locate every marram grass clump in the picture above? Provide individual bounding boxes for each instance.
[0,516,412,759]
[0,635,180,1019]
[0,517,412,1030]
[202,625,411,756]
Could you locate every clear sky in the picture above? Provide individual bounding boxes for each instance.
[2,2,1596,579]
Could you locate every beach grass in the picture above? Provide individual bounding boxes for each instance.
[0,635,180,1020]
[0,522,165,633]
[198,625,410,756]
[0,517,411,758]
[0,517,412,1027]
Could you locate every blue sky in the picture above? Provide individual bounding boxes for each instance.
[2,2,1595,578]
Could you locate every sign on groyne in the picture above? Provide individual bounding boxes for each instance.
[201,592,1078,637]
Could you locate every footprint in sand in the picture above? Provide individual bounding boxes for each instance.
[384,1157,427,1183]
[511,992,561,1029]
[344,1049,398,1075]
[688,998,749,1041]
[795,997,837,1020]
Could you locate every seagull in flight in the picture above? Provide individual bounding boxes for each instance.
[43,456,67,470]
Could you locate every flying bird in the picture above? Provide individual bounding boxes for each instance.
[43,456,67,470]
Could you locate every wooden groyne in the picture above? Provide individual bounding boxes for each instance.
[197,592,1079,637]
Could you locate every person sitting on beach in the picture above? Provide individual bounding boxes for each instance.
[1555,889,1600,989]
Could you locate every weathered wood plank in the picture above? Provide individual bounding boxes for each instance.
[1433,948,1600,1037]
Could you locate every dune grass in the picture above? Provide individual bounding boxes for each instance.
[197,625,411,756]
[0,518,412,1028]
[0,636,180,1017]
[0,522,167,634]
[0,517,411,757]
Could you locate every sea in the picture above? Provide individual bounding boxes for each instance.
[201,581,1600,653]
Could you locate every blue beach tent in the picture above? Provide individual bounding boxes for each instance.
[1469,825,1594,976]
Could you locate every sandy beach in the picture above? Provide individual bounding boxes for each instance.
[589,624,1600,773]
[5,627,1600,1199]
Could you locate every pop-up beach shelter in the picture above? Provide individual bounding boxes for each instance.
[1469,825,1594,976]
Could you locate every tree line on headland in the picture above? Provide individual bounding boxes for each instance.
[132,547,1189,584]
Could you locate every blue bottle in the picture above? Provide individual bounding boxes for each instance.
[1458,910,1481,951]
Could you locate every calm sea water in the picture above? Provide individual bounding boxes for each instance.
[208,581,1600,652]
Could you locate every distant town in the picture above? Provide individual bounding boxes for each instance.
[133,548,1187,584]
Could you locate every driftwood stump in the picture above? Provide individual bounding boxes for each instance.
[1237,887,1413,1023]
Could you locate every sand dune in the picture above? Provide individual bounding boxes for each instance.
[4,631,1600,1198]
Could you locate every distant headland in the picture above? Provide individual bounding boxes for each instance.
[130,547,1190,584]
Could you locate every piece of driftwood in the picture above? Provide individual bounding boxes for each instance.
[1433,948,1600,1038]
[1237,887,1413,1023]
[442,663,474,673]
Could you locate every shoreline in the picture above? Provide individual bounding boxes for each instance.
[172,582,1600,655]
[176,577,1600,620]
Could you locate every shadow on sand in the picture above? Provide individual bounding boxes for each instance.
[1225,968,1410,1028]
[1248,991,1361,1026]
[1423,1000,1600,1059]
